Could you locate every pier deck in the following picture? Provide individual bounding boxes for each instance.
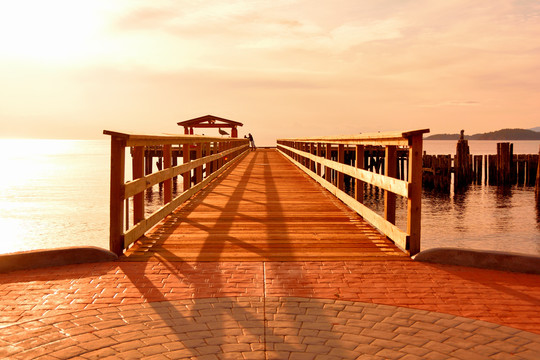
[122,149,408,262]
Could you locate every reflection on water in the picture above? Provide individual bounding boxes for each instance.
[351,178,540,256]
[0,140,110,254]
[421,185,538,255]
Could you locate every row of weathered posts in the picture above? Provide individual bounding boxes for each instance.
[422,141,539,192]
[277,129,429,256]
[104,131,249,256]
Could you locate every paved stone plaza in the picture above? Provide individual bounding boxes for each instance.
[1,260,539,359]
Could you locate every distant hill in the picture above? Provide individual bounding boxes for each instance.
[530,126,540,132]
[426,128,540,140]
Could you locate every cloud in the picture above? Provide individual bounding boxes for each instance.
[113,7,179,31]
[421,101,481,108]
[2,0,540,139]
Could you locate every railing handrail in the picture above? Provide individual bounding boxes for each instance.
[277,129,429,145]
[104,130,249,256]
[277,128,429,256]
[103,130,248,146]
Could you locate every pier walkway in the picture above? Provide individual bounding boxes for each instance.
[121,149,407,262]
[1,149,540,359]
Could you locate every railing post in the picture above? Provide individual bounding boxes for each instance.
[407,135,423,255]
[224,141,230,164]
[145,149,152,175]
[132,146,145,225]
[209,142,214,175]
[219,141,224,168]
[172,146,178,182]
[303,143,307,167]
[110,136,126,256]
[384,145,397,225]
[310,143,315,172]
[163,144,172,203]
[355,145,364,203]
[298,142,307,167]
[202,142,208,178]
[195,143,202,184]
[338,144,345,190]
[325,143,332,183]
[316,143,322,176]
[183,142,190,191]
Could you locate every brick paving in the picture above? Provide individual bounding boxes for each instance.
[1,260,539,359]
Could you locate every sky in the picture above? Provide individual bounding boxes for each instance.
[0,0,539,146]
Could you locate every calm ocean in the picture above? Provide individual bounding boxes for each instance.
[0,139,539,256]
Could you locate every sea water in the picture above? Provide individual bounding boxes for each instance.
[0,139,538,256]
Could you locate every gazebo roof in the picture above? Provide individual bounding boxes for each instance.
[178,115,243,128]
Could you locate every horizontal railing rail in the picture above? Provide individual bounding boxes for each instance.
[104,130,249,256]
[277,129,429,255]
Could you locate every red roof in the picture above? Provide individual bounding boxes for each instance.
[178,115,243,128]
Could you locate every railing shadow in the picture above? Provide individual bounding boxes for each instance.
[115,149,336,357]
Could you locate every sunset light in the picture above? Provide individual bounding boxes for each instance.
[0,0,539,143]
[0,2,539,354]
[0,1,105,64]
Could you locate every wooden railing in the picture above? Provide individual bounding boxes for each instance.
[277,129,429,256]
[104,131,249,256]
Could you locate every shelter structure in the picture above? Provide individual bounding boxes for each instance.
[178,115,243,138]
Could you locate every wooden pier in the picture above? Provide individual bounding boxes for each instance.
[105,129,428,260]
[122,150,408,262]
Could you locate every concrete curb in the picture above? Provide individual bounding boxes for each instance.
[413,247,540,274]
[0,247,118,273]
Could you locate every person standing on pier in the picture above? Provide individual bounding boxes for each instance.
[248,133,256,151]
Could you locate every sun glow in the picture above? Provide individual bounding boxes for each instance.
[0,1,105,64]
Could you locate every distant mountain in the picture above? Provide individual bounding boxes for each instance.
[530,126,540,132]
[426,133,461,140]
[426,128,540,140]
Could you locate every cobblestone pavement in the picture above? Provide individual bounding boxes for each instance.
[1,260,539,359]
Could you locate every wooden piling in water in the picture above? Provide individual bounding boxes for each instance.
[497,142,512,185]
[454,135,471,190]
[536,146,540,198]
[528,154,538,187]
[421,139,537,192]
[473,155,482,184]
[422,154,451,192]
